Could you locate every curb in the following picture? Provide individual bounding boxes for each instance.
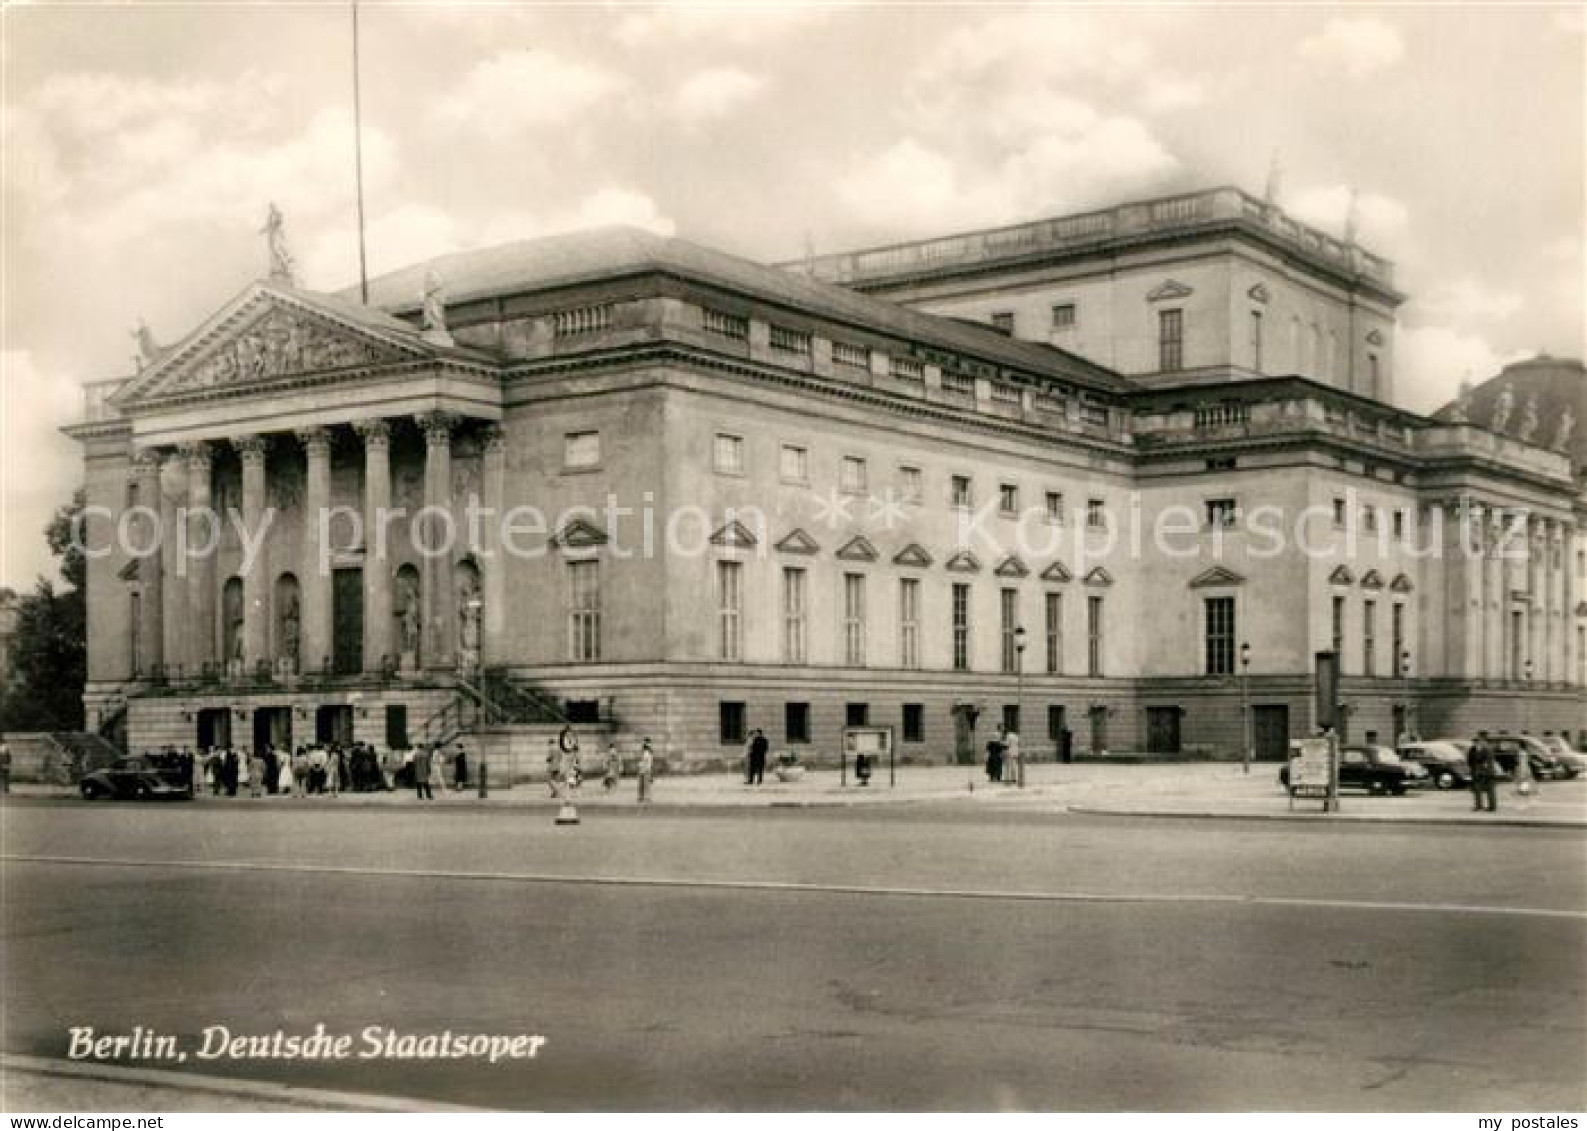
[0,1053,485,1113]
[1065,805,1587,829]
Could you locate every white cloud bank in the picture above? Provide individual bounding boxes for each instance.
[1300,17,1406,79]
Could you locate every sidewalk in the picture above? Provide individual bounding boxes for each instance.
[9,762,1585,825]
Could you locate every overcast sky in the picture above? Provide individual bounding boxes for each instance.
[3,2,1583,588]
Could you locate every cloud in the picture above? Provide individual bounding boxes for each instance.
[613,5,829,49]
[1286,184,1410,252]
[671,67,766,124]
[1300,17,1405,78]
[1,351,84,588]
[1396,325,1524,414]
[430,51,624,138]
[1413,278,1523,327]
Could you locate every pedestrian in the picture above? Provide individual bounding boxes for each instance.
[546,739,561,799]
[984,736,1004,784]
[248,749,265,799]
[1003,727,1022,785]
[1467,731,1497,813]
[325,746,341,797]
[603,743,621,791]
[637,738,654,804]
[428,743,446,796]
[453,743,470,791]
[559,734,582,795]
[277,750,295,796]
[746,728,768,786]
[414,744,434,800]
[0,734,10,795]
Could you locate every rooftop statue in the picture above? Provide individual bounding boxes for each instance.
[130,318,161,372]
[1489,383,1514,433]
[1516,392,1540,444]
[1554,405,1576,454]
[420,269,454,346]
[260,202,296,285]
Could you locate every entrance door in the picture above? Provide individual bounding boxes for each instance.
[1145,706,1181,754]
[196,707,232,750]
[1089,706,1110,755]
[1252,705,1290,761]
[316,705,354,746]
[332,568,364,675]
[253,707,292,754]
[952,704,980,766]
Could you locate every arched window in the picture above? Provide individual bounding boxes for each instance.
[274,573,301,670]
[456,558,482,666]
[394,563,422,663]
[222,576,244,665]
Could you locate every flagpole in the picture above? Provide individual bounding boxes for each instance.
[351,0,370,304]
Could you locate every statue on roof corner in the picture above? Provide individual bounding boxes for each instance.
[1516,393,1540,444]
[260,202,296,285]
[1449,377,1472,424]
[420,268,454,346]
[1489,382,1514,433]
[1554,405,1575,454]
[130,318,161,372]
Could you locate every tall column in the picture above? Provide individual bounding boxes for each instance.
[297,427,333,674]
[160,451,187,677]
[1556,521,1571,684]
[416,412,456,672]
[132,450,164,678]
[356,418,392,672]
[182,441,216,673]
[235,435,270,672]
[480,425,506,662]
[1486,508,1506,679]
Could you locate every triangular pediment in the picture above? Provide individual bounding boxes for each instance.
[835,535,878,562]
[710,520,760,549]
[552,517,608,550]
[112,282,435,407]
[1389,572,1414,593]
[1147,279,1194,302]
[1360,569,1385,590]
[892,543,933,568]
[994,555,1029,578]
[1188,566,1245,588]
[1039,561,1073,583]
[1328,565,1355,585]
[1083,566,1114,587]
[774,528,820,555]
[944,550,981,574]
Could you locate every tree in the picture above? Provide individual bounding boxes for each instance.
[0,490,87,733]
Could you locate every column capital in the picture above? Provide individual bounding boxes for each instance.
[233,434,270,463]
[480,423,506,454]
[295,426,333,457]
[131,447,165,475]
[415,411,459,448]
[179,440,213,470]
[354,417,392,447]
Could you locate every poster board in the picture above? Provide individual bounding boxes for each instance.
[841,726,896,787]
[1287,737,1335,810]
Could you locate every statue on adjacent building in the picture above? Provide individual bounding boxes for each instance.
[260,202,296,285]
[420,269,454,346]
[1554,405,1576,453]
[1489,383,1515,433]
[1448,376,1472,424]
[130,319,161,372]
[1516,393,1540,444]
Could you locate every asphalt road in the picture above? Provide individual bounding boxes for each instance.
[3,799,1583,1111]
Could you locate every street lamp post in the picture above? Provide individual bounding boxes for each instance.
[1014,625,1027,789]
[1239,642,1252,775]
[1400,649,1412,741]
[1523,658,1534,736]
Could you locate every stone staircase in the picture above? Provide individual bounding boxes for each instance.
[6,732,122,784]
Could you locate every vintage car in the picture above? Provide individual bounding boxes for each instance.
[1396,741,1471,790]
[79,754,193,801]
[1536,735,1587,778]
[1280,745,1427,796]
[1489,735,1566,781]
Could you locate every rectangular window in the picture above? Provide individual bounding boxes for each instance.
[950,474,972,509]
[1392,509,1405,540]
[1000,588,1020,673]
[717,560,743,661]
[1158,308,1184,372]
[843,572,866,666]
[845,703,870,727]
[1362,506,1378,533]
[1045,592,1063,674]
[1205,499,1239,529]
[840,455,868,495]
[784,702,810,744]
[1045,491,1065,524]
[902,703,924,744]
[899,578,920,669]
[385,704,409,750]
[1368,352,1381,397]
[990,311,1015,333]
[1086,498,1106,530]
[768,325,811,356]
[703,309,749,341]
[1391,602,1405,676]
[1363,599,1377,677]
[1051,303,1077,331]
[1333,497,1347,528]
[1087,595,1104,676]
[1048,704,1067,743]
[999,483,1019,516]
[1205,596,1236,676]
[714,433,744,475]
[719,701,746,745]
[952,582,971,672]
[1002,704,1020,735]
[1250,310,1263,371]
[899,465,923,502]
[1332,595,1345,656]
[782,567,807,664]
[564,431,600,469]
[779,444,809,484]
[568,560,601,662]
[832,341,869,369]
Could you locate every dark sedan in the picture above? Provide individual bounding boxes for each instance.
[1397,741,1471,790]
[79,754,193,801]
[1280,745,1427,796]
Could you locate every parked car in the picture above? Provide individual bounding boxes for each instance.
[79,754,193,801]
[1536,735,1586,778]
[1490,735,1566,781]
[1397,741,1471,790]
[1280,745,1427,796]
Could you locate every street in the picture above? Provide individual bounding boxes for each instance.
[3,799,1584,1111]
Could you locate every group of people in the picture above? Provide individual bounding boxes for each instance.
[146,741,473,799]
[984,727,1023,785]
[545,729,655,803]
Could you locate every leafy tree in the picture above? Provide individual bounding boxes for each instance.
[0,491,86,732]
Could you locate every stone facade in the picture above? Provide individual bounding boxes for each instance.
[67,192,1586,772]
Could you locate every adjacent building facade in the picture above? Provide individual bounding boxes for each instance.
[68,187,1586,773]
